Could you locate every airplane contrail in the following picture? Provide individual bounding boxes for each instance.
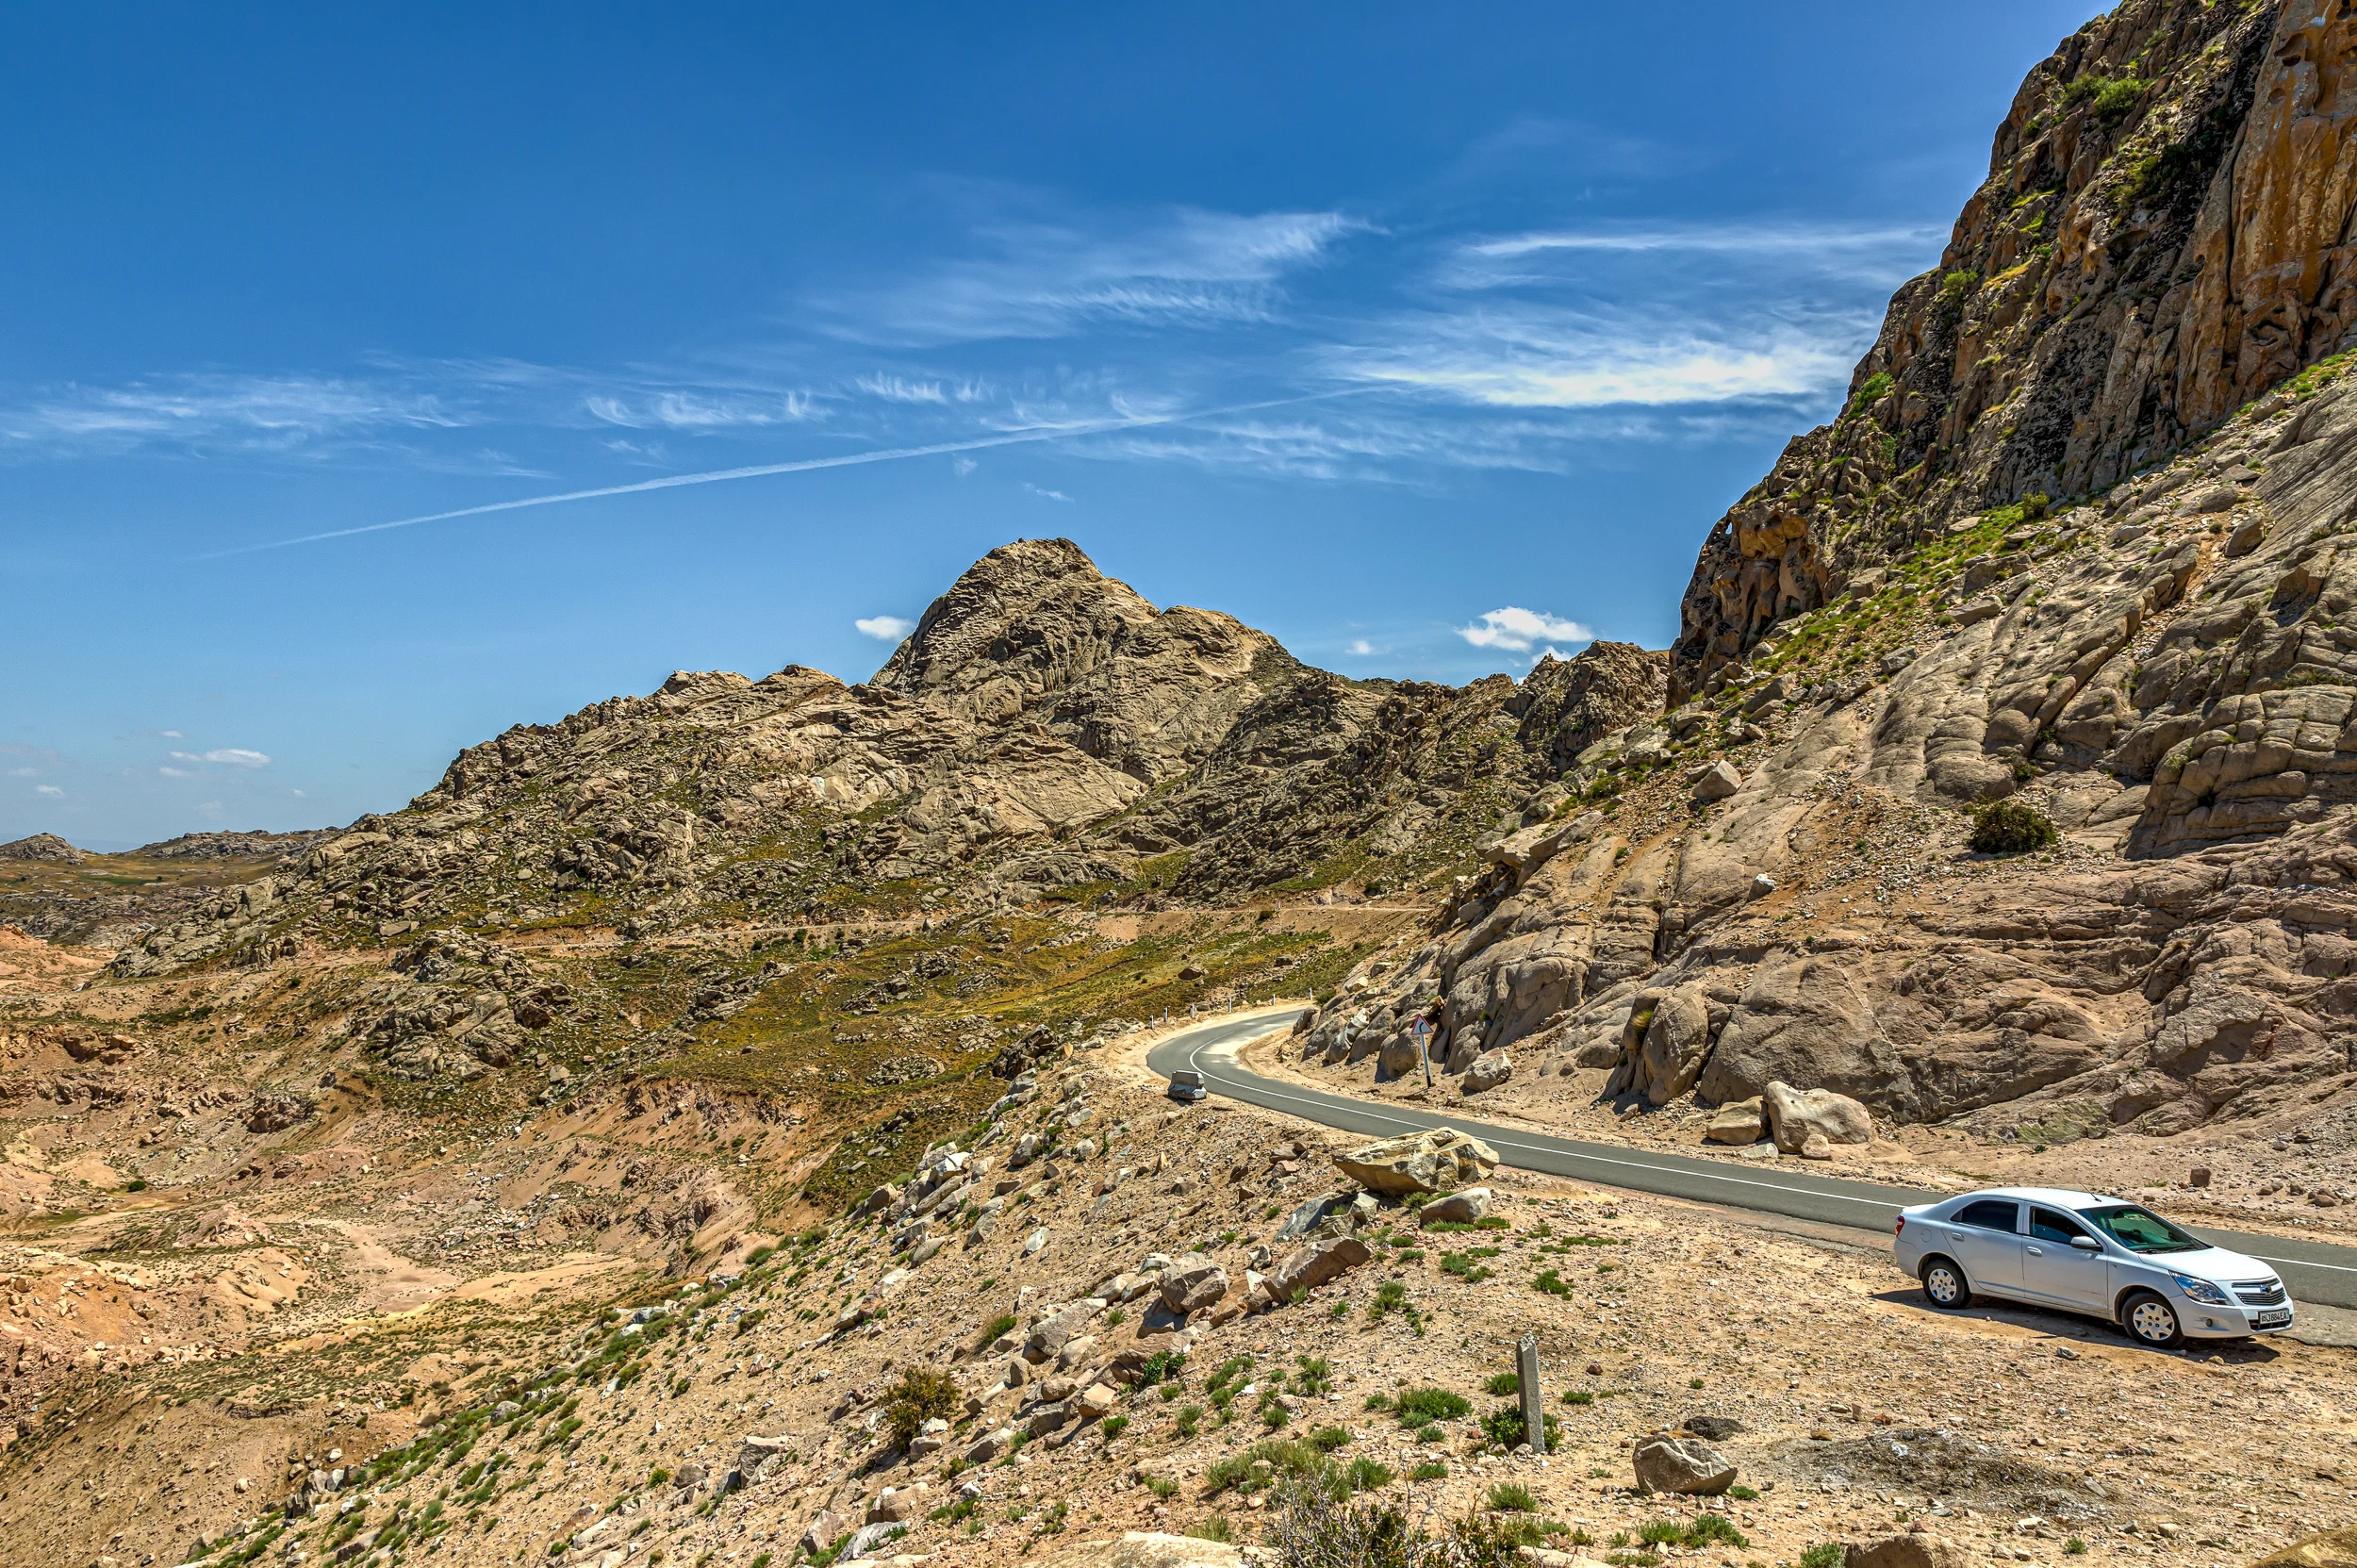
[197,391,1348,558]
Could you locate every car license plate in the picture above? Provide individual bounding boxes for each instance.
[2254,1309,2291,1329]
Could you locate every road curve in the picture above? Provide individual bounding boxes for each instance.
[1144,1008,2357,1312]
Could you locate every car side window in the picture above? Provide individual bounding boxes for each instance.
[2030,1206,2088,1245]
[1954,1199,2020,1232]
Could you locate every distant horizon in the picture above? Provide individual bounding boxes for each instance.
[2,1,2110,846]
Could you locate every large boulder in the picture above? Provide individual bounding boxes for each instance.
[1702,1098,1765,1145]
[1632,1434,1737,1495]
[1843,1537,1976,1568]
[1158,1254,1228,1314]
[2250,1527,2357,1568]
[1267,1235,1372,1299]
[1461,1048,1513,1093]
[1035,1531,1245,1568]
[1376,1032,1426,1081]
[1333,1128,1497,1195]
[1632,985,1714,1107]
[1694,956,1891,1108]
[1762,1081,1873,1154]
[1026,1299,1103,1361]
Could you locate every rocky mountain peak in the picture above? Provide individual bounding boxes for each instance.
[871,537,1299,785]
[870,537,1147,704]
[0,833,85,864]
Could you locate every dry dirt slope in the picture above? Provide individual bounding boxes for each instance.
[57,1057,2351,1568]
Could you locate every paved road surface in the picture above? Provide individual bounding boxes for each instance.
[1145,1008,2357,1312]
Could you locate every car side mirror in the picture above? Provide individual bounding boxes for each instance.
[2069,1236,2102,1252]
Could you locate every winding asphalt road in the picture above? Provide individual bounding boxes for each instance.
[1145,1007,2357,1313]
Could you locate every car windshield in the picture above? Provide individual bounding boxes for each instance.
[2079,1204,2207,1254]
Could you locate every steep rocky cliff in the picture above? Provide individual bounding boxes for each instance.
[1294,0,2357,1143]
[1675,0,2357,698]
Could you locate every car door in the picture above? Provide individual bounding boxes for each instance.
[2020,1205,2109,1311]
[1939,1198,2025,1296]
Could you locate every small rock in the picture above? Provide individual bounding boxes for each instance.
[1159,1254,1229,1314]
[1693,760,1743,801]
[1460,1049,1513,1094]
[801,1510,851,1555]
[1418,1188,1491,1227]
[1268,1235,1374,1299]
[2189,1166,2212,1188]
[1633,1434,1737,1495]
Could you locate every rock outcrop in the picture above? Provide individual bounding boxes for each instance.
[1673,0,2357,699]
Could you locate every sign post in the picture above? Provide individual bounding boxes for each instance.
[1517,1333,1542,1451]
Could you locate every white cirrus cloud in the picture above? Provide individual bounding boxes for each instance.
[0,372,461,454]
[1024,483,1072,503]
[585,388,814,429]
[159,766,194,778]
[169,748,272,768]
[1459,607,1594,653]
[1331,305,1861,409]
[855,616,916,641]
[1344,638,1389,656]
[817,204,1365,346]
[856,375,948,404]
[34,784,63,798]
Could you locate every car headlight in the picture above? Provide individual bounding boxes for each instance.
[2169,1272,2230,1306]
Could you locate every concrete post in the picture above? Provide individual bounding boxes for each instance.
[1517,1333,1541,1451]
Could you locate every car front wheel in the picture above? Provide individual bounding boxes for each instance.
[1920,1256,1971,1310]
[2122,1289,2185,1349]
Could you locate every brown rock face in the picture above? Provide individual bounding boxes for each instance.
[1673,0,2357,700]
[872,537,1299,785]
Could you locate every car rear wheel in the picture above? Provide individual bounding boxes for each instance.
[1920,1256,1971,1310]
[2122,1289,2184,1349]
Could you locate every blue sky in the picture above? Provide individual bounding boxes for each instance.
[1,2,2104,849]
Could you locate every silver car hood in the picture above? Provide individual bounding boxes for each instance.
[2135,1244,2268,1282]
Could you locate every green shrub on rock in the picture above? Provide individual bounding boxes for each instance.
[1969,798,2059,854]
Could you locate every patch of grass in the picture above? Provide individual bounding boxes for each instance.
[1484,1372,1521,1397]
[1478,1404,1561,1452]
[1680,1514,1749,1549]
[1409,1461,1449,1481]
[1307,1426,1352,1453]
[1533,1268,1573,1298]
[1844,371,1893,421]
[1486,1482,1538,1512]
[1185,1516,1233,1544]
[1802,1546,1847,1568]
[1393,1387,1471,1426]
[1561,1390,1594,1406]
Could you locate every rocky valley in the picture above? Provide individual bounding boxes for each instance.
[6,4,2357,1568]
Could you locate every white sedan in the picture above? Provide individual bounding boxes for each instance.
[1894,1186,2292,1347]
